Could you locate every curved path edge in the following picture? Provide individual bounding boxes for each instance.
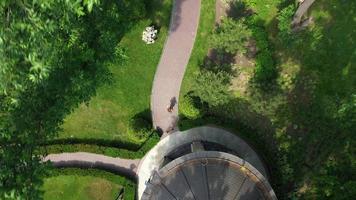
[292,0,316,26]
[151,0,201,134]
[44,152,140,180]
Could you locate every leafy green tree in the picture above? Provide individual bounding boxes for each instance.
[337,94,356,129]
[210,17,252,54]
[192,70,231,107]
[0,0,145,199]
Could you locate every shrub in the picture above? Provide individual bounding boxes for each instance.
[114,44,129,65]
[180,95,201,119]
[210,17,252,54]
[277,4,296,44]
[247,18,277,84]
[254,51,276,82]
[192,70,231,107]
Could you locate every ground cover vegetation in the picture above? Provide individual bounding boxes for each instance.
[180,0,355,199]
[0,0,158,199]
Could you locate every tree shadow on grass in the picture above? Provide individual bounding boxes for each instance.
[226,0,254,20]
[129,109,152,133]
[267,0,356,198]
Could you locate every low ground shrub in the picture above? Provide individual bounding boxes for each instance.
[180,95,202,119]
[191,70,231,107]
[247,17,277,84]
[277,4,296,44]
[209,17,252,54]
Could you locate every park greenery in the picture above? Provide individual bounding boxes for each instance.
[209,18,251,54]
[180,0,356,199]
[43,168,136,200]
[192,70,231,107]
[0,0,169,199]
[1,0,355,199]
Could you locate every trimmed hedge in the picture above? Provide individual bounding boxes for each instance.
[39,132,160,159]
[43,137,141,151]
[46,168,136,200]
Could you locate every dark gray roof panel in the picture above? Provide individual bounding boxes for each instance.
[155,184,176,200]
[141,151,277,200]
[181,163,209,200]
[235,176,263,200]
[161,169,195,199]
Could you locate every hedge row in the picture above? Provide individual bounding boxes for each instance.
[39,132,160,159]
[42,136,141,151]
[47,168,136,200]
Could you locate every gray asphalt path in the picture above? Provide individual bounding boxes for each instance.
[292,0,316,25]
[151,0,201,134]
[44,152,140,180]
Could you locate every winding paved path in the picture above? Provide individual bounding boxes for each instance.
[44,152,140,180]
[151,0,201,134]
[44,0,202,179]
[292,0,316,26]
[44,3,273,200]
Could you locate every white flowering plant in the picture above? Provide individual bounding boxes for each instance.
[142,26,158,44]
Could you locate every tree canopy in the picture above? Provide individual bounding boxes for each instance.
[0,0,146,199]
[209,17,251,54]
[192,70,231,107]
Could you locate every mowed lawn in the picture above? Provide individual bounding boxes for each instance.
[42,175,121,200]
[58,0,172,143]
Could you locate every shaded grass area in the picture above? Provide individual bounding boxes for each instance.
[43,168,135,200]
[180,0,356,199]
[58,0,172,144]
[273,0,356,198]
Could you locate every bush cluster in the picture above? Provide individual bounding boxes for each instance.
[180,95,202,120]
[247,18,277,84]
[277,4,296,44]
[192,70,231,107]
[209,17,252,54]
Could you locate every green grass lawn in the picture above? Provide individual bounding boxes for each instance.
[42,168,136,200]
[43,175,121,200]
[58,0,172,144]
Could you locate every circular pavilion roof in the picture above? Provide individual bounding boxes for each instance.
[140,151,277,200]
